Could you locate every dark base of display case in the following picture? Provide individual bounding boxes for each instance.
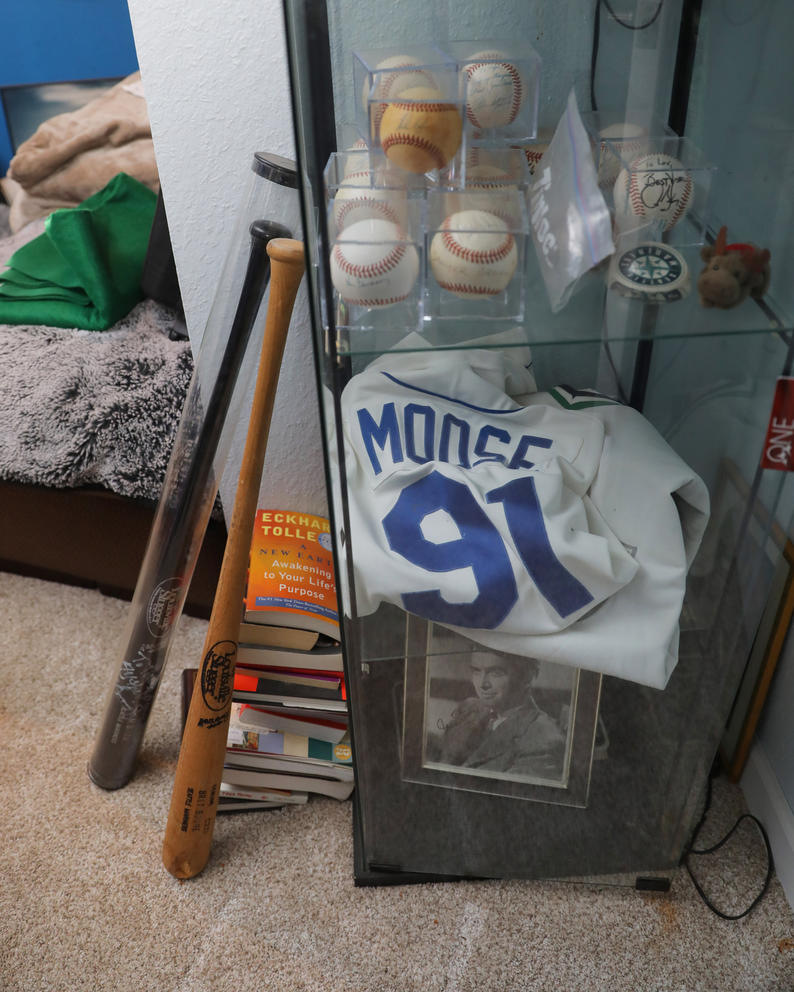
[354,796,675,890]
[352,800,477,887]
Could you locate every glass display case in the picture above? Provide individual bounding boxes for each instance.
[283,0,794,883]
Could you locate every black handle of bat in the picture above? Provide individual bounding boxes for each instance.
[88,219,292,791]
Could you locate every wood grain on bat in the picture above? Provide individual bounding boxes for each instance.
[162,238,305,879]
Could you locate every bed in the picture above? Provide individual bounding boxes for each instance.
[0,81,225,616]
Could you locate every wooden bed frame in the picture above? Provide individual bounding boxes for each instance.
[0,479,226,619]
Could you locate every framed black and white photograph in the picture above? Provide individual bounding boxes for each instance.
[401,618,602,807]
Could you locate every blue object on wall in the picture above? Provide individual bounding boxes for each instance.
[0,0,139,174]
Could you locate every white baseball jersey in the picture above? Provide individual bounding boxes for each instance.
[338,346,710,689]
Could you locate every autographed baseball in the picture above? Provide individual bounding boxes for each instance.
[379,86,463,174]
[596,122,647,186]
[330,218,419,308]
[362,55,437,137]
[463,50,526,129]
[332,170,407,231]
[430,209,518,298]
[613,152,694,232]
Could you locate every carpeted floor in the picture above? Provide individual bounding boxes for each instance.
[1,569,793,991]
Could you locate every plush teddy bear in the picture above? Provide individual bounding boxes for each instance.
[697,226,771,308]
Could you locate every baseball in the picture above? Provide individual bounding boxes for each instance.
[341,138,369,178]
[452,164,521,222]
[463,50,526,130]
[330,218,419,308]
[597,122,647,186]
[430,209,518,298]
[517,138,550,175]
[363,55,437,138]
[379,86,463,174]
[613,152,694,232]
[331,170,407,231]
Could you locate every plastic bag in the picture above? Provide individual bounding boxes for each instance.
[529,89,614,313]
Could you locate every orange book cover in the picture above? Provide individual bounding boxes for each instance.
[244,509,339,639]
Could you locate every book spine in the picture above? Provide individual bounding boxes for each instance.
[227,724,352,764]
[236,665,343,686]
[233,671,343,701]
[234,703,348,742]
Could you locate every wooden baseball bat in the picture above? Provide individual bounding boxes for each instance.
[162,238,305,879]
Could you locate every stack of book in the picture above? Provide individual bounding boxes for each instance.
[183,509,352,814]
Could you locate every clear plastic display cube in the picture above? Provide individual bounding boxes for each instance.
[425,186,528,322]
[324,149,426,235]
[579,110,675,189]
[334,123,372,176]
[354,46,461,165]
[606,135,715,247]
[441,146,532,193]
[445,40,541,147]
[327,191,425,332]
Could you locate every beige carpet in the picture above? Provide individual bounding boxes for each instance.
[1,569,793,992]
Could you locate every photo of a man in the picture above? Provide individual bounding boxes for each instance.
[423,650,572,787]
[401,619,599,806]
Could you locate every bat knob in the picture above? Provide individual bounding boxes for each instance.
[267,238,305,268]
[249,219,291,243]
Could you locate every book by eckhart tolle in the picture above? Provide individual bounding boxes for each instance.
[243,509,339,640]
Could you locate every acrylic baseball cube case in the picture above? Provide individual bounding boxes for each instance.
[353,41,541,167]
[598,132,717,249]
[444,41,541,146]
[424,184,529,323]
[353,45,462,155]
[324,147,531,332]
[580,110,675,187]
[324,151,426,333]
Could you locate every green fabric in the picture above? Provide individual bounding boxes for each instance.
[0,173,157,330]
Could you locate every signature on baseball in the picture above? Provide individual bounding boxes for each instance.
[640,169,690,215]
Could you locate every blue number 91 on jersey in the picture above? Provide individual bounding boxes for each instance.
[382,469,595,629]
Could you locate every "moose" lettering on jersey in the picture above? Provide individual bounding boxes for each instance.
[356,400,554,476]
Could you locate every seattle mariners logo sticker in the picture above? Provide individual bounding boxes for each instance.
[609,242,690,301]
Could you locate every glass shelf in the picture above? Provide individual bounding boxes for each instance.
[325,206,792,360]
[329,237,791,359]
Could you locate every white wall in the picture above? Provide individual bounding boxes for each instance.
[126,0,328,518]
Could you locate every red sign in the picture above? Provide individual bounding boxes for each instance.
[761,377,794,471]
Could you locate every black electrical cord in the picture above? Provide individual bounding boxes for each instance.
[590,0,602,111]
[682,771,775,920]
[603,0,665,30]
[590,0,666,111]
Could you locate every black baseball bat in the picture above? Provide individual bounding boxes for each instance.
[88,216,291,791]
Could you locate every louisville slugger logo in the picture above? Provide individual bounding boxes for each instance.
[197,714,229,729]
[200,641,236,711]
[145,577,184,638]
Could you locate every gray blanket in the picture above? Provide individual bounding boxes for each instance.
[0,203,193,502]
